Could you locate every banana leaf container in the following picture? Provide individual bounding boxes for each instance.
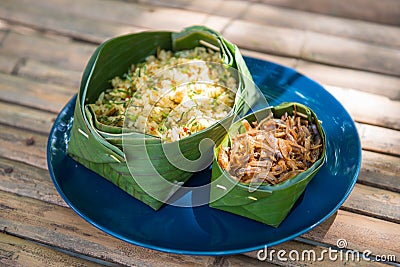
[67,26,261,210]
[209,102,326,227]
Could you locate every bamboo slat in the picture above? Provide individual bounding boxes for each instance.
[356,123,400,156]
[0,233,107,267]
[0,73,74,113]
[0,157,66,207]
[16,58,82,88]
[0,30,95,72]
[0,101,57,134]
[0,125,48,170]
[242,3,400,49]
[300,32,400,76]
[342,183,400,223]
[296,61,400,100]
[2,0,400,77]
[359,151,400,192]
[301,210,400,260]
[0,52,20,74]
[0,0,206,33]
[324,85,400,130]
[259,0,400,26]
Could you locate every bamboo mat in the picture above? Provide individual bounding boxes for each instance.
[0,0,399,266]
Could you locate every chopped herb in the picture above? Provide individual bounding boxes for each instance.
[124,73,133,82]
[161,111,169,118]
[127,114,138,122]
[158,124,168,133]
[185,117,196,128]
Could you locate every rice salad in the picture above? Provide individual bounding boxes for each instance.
[90,47,237,142]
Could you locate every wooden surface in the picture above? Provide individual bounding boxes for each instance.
[0,0,399,266]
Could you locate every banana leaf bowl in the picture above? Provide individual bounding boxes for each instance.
[67,26,262,210]
[210,102,326,227]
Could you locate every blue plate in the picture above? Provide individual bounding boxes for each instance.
[47,57,361,255]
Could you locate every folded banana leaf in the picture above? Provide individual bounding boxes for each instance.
[67,26,261,210]
[209,102,326,227]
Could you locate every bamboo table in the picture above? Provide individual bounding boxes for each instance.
[0,0,399,266]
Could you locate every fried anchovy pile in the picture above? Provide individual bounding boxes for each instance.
[218,111,323,185]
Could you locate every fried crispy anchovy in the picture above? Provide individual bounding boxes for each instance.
[218,112,322,185]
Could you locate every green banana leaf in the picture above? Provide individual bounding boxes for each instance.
[209,102,326,227]
[67,26,260,210]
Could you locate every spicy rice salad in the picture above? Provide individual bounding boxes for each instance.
[89,46,237,142]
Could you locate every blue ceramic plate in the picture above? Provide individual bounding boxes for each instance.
[47,57,361,255]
